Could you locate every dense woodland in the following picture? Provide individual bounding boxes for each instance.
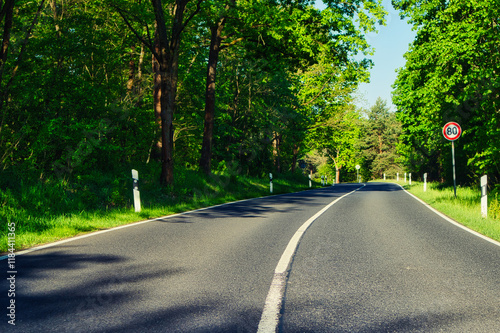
[0,0,386,188]
[393,0,500,185]
[1,0,498,215]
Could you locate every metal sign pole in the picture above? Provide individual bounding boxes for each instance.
[452,141,457,198]
[443,122,461,199]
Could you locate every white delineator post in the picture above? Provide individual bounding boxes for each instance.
[131,169,141,212]
[424,173,428,192]
[383,173,386,181]
[397,173,399,181]
[481,175,487,218]
[409,173,412,185]
[269,173,273,194]
[309,174,312,188]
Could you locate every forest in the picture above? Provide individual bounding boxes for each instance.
[0,0,388,205]
[393,0,499,186]
[1,0,498,220]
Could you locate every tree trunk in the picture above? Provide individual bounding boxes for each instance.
[151,0,190,186]
[153,29,162,153]
[127,46,135,94]
[135,42,145,106]
[0,0,15,82]
[1,0,45,138]
[272,133,281,173]
[200,18,225,175]
[291,144,299,173]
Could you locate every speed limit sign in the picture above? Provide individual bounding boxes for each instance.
[443,122,462,198]
[442,122,462,141]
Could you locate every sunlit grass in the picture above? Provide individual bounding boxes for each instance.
[1,170,314,253]
[385,179,500,243]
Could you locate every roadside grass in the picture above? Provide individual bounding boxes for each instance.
[380,179,500,243]
[1,167,315,253]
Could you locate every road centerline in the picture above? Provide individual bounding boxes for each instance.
[257,184,365,333]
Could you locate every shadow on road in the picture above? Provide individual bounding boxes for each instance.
[1,251,262,332]
[1,183,371,332]
[154,185,360,222]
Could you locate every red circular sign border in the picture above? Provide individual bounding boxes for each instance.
[442,122,462,141]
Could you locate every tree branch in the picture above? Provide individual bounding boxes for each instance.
[1,0,45,110]
[220,37,244,50]
[177,0,203,39]
[111,4,157,58]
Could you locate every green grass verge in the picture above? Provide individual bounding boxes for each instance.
[1,169,317,253]
[384,180,500,243]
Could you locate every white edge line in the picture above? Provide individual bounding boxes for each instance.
[0,186,336,261]
[257,184,365,333]
[398,184,500,248]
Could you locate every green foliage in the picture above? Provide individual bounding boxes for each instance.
[306,102,362,183]
[490,186,500,220]
[393,0,500,185]
[0,164,310,252]
[359,98,403,179]
[1,1,154,177]
[0,0,391,249]
[403,181,500,243]
[1,0,387,181]
[490,195,500,220]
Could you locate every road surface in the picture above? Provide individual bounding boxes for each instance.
[2,182,499,332]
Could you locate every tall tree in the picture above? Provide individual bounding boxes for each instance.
[359,98,402,179]
[298,57,368,183]
[113,0,202,185]
[393,0,500,183]
[308,105,361,184]
[0,0,156,175]
[199,0,235,175]
[151,0,203,185]
[199,0,386,175]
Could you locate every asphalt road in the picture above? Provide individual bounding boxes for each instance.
[2,182,499,332]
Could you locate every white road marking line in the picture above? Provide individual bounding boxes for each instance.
[0,218,159,260]
[0,196,265,260]
[400,184,500,248]
[0,187,331,261]
[257,184,365,333]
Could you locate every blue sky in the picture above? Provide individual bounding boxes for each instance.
[355,0,417,111]
[316,0,417,111]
